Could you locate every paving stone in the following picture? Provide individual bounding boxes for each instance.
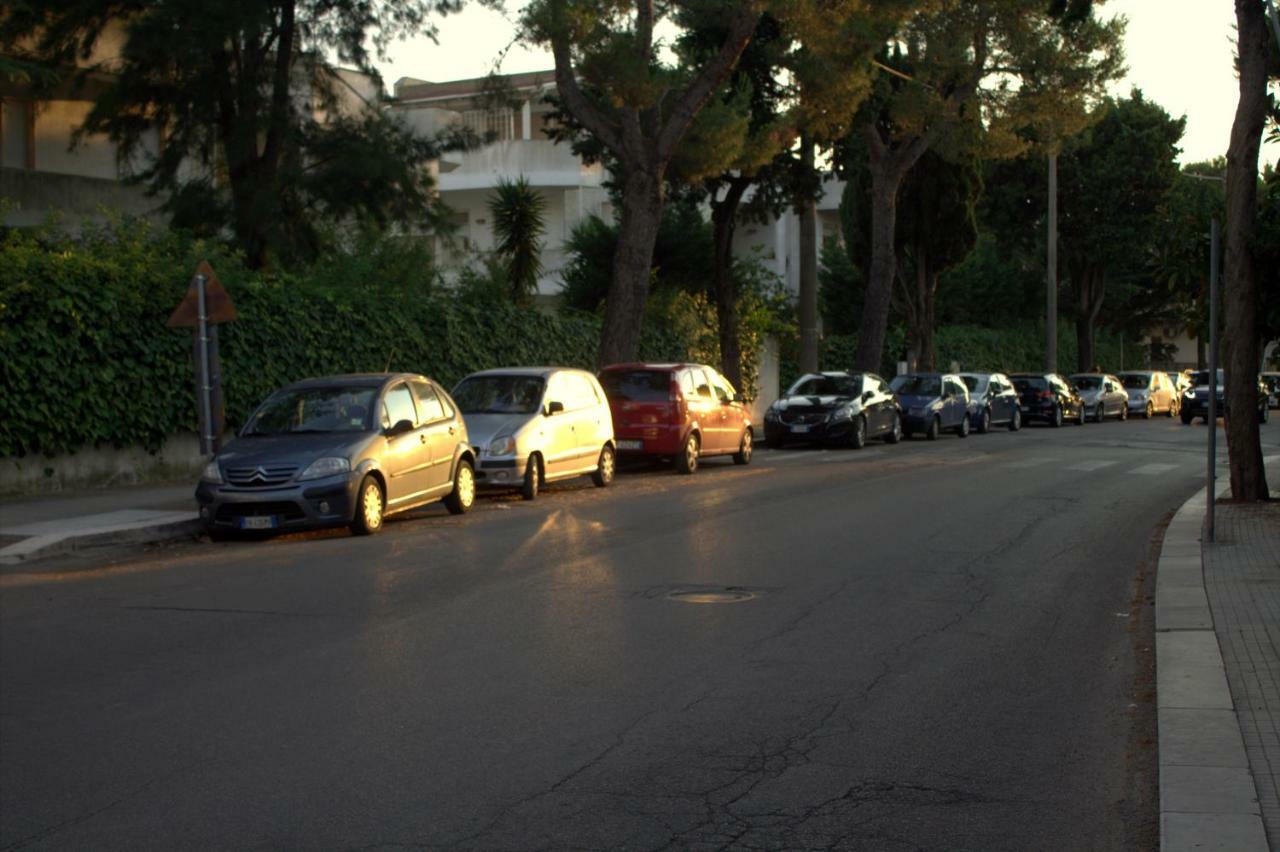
[1160,708,1249,768]
[1160,812,1268,852]
[1158,631,1236,710]
[1162,765,1260,814]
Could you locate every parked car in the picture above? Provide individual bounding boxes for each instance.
[1117,370,1177,418]
[1009,373,1086,427]
[1262,372,1280,409]
[599,362,752,474]
[451,368,615,500]
[1068,373,1129,422]
[1166,370,1192,399]
[958,372,1022,432]
[762,371,902,449]
[893,373,971,439]
[196,373,476,537]
[1180,370,1270,425]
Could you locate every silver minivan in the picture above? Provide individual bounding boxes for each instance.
[451,367,616,499]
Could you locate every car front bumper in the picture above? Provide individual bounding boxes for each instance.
[196,472,360,532]
[764,417,851,444]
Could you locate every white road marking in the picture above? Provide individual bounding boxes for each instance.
[1006,457,1059,468]
[1066,460,1120,472]
[1130,462,1180,475]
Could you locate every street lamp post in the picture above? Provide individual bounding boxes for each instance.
[1185,171,1225,542]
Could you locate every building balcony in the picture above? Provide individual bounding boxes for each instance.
[439,140,605,192]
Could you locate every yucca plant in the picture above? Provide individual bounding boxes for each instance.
[487,177,546,305]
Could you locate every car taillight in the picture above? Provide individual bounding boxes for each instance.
[670,380,685,424]
[1039,390,1053,400]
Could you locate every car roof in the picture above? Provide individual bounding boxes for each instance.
[285,373,414,390]
[464,367,585,379]
[601,362,704,372]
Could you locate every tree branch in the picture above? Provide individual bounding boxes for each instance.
[551,34,624,155]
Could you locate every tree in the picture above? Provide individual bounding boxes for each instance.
[523,0,762,368]
[1056,91,1183,371]
[1221,0,1274,501]
[3,0,466,268]
[849,0,1123,372]
[487,177,546,305]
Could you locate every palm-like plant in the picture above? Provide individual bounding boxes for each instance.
[488,177,546,305]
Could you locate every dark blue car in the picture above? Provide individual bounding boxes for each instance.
[892,373,971,440]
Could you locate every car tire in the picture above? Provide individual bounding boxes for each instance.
[1166,401,1175,418]
[1009,408,1021,432]
[884,415,902,444]
[521,455,540,500]
[1119,404,1127,421]
[1181,410,1193,425]
[676,433,700,475]
[957,414,970,438]
[444,459,475,515]
[733,429,753,465]
[1051,405,1063,428]
[978,409,991,434]
[1145,401,1153,419]
[926,417,940,441]
[1076,405,1086,426]
[1093,404,1104,423]
[350,474,385,536]
[850,415,867,449]
[592,444,616,486]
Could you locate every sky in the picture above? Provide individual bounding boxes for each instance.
[373,0,1279,168]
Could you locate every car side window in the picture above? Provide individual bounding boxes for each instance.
[562,374,599,411]
[878,378,892,395]
[381,383,417,430]
[710,371,735,404]
[680,370,698,397]
[411,380,446,424]
[690,369,713,400]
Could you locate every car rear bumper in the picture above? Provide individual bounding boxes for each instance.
[196,472,359,532]
[612,425,685,455]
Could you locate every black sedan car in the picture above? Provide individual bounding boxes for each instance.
[1009,373,1086,427]
[1180,369,1270,425]
[763,371,902,449]
[197,373,477,537]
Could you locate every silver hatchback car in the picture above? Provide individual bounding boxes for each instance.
[452,367,616,499]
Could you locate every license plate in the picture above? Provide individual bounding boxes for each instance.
[791,424,810,433]
[616,439,642,451]
[1020,406,1031,412]
[239,515,278,530]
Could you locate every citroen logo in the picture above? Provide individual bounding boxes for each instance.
[249,466,269,483]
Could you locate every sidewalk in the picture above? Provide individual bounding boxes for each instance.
[0,482,199,566]
[1157,456,1280,852]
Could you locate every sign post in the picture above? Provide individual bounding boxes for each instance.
[168,262,237,456]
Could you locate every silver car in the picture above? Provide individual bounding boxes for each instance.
[1117,370,1177,418]
[1068,373,1129,422]
[452,367,616,499]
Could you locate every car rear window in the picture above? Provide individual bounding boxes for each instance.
[600,370,671,402]
[1120,374,1150,389]
[1012,377,1047,391]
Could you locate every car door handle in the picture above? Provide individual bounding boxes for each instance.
[448,426,455,435]
[420,433,428,444]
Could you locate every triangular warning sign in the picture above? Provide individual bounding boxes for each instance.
[166,261,238,328]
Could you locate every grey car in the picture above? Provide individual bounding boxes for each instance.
[196,373,476,537]
[451,367,616,500]
[1068,373,1129,422]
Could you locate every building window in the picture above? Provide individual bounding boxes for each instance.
[459,108,516,142]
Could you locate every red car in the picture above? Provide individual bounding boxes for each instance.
[598,362,753,474]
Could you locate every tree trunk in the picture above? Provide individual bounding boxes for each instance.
[711,177,750,390]
[797,138,819,374]
[1072,266,1106,373]
[917,262,937,372]
[1222,0,1269,500]
[597,166,664,369]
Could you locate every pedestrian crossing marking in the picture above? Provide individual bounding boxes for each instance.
[1066,460,1120,472]
[1131,462,1180,475]
[1006,457,1059,468]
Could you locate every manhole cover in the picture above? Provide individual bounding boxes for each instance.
[667,588,756,604]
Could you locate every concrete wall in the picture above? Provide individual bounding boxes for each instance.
[750,336,781,426]
[0,167,160,227]
[0,433,221,496]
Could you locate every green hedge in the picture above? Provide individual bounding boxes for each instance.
[0,223,693,459]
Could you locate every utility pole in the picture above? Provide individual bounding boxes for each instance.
[1207,217,1219,542]
[797,137,819,374]
[1046,150,1058,374]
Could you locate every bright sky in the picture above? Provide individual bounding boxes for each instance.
[373,0,1280,168]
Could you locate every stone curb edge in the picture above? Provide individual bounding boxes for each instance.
[0,515,202,568]
[1155,455,1279,852]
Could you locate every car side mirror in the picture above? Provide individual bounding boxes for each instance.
[732,392,744,403]
[385,418,414,437]
[545,401,565,416]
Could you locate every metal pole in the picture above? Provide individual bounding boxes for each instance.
[196,274,214,456]
[1206,217,1219,542]
[1046,150,1058,374]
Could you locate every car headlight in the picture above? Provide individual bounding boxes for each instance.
[1184,389,1195,398]
[488,435,516,456]
[830,406,852,421]
[298,457,351,481]
[765,406,781,421]
[201,460,223,484]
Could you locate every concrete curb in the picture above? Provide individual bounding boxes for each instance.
[1155,473,1270,851]
[0,512,201,567]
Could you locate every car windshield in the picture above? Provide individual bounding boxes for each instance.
[600,370,671,402]
[452,375,546,414]
[245,386,377,435]
[1193,370,1225,387]
[1071,376,1102,390]
[1120,374,1150,390]
[960,375,987,393]
[895,376,941,396]
[787,374,861,397]
[1012,377,1047,392]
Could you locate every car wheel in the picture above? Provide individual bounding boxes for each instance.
[978,409,991,434]
[676,433,700,475]
[1181,410,1193,425]
[926,416,940,441]
[1093,404,1104,423]
[850,415,867,449]
[350,474,385,536]
[592,444,616,486]
[521,455,540,500]
[957,414,970,438]
[1076,405,1086,426]
[1119,404,1127,422]
[733,429,753,465]
[1051,405,1063,428]
[1145,401,1153,419]
[444,459,475,515]
[1009,408,1021,432]
[884,415,902,444]
[1166,401,1175,418]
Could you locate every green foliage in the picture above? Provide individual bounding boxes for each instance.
[818,234,862,336]
[487,177,547,305]
[0,220,697,459]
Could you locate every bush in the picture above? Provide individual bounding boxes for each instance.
[0,220,697,458]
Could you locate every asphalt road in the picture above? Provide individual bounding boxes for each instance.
[4,415,1277,851]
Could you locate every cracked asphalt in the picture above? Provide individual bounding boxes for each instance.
[6,417,1272,850]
